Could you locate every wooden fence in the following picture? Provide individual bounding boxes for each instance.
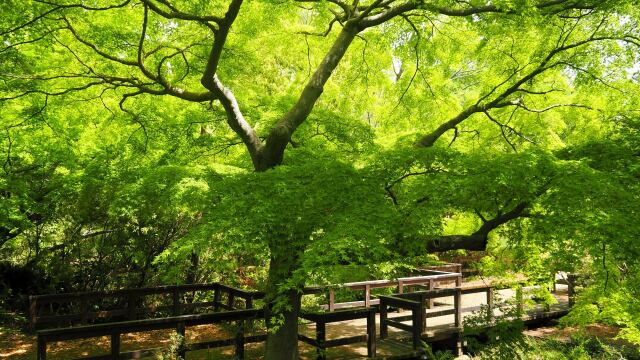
[379,283,527,350]
[36,308,264,360]
[29,283,263,329]
[320,271,462,312]
[34,274,579,360]
[30,271,462,329]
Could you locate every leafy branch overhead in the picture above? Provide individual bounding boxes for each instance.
[3,1,638,170]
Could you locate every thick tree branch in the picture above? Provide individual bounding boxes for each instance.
[258,22,360,170]
[417,104,481,147]
[210,75,263,164]
[423,201,530,252]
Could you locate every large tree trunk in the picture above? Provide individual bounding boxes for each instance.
[265,290,301,360]
[264,247,303,360]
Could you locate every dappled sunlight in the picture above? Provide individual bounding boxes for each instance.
[0,330,34,360]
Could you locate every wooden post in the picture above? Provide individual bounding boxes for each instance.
[454,288,462,328]
[127,292,137,320]
[316,320,326,360]
[421,293,427,331]
[111,332,120,360]
[37,335,46,360]
[364,284,371,308]
[213,286,221,312]
[328,289,335,312]
[246,295,254,328]
[380,300,388,339]
[397,281,404,313]
[177,321,186,359]
[80,295,89,325]
[367,309,376,358]
[411,304,423,350]
[172,288,181,316]
[228,290,236,310]
[427,279,434,309]
[486,288,494,323]
[235,320,245,360]
[30,296,38,330]
[454,333,464,357]
[568,274,576,307]
[516,286,524,317]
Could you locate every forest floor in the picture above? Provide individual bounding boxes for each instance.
[0,323,265,360]
[524,323,640,350]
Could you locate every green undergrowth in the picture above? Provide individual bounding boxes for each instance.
[471,335,640,360]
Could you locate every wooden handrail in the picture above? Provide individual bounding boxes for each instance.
[299,308,376,360]
[319,272,462,312]
[37,309,264,360]
[30,283,219,302]
[378,283,535,349]
[29,282,262,329]
[379,295,423,349]
[29,272,466,329]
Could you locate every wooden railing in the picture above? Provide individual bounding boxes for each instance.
[379,283,529,350]
[29,271,464,329]
[413,263,463,276]
[320,271,462,312]
[553,273,580,306]
[299,308,376,360]
[29,282,263,329]
[32,274,571,360]
[36,308,264,360]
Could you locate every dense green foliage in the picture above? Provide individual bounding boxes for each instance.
[1,0,639,355]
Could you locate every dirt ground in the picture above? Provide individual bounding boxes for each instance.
[524,322,640,351]
[0,324,269,360]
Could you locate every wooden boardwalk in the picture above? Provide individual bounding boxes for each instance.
[33,274,577,360]
[298,286,571,359]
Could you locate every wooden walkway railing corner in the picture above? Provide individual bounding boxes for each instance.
[299,307,377,360]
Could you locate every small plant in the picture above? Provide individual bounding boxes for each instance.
[420,341,455,360]
[529,286,558,311]
[462,291,528,358]
[155,333,185,360]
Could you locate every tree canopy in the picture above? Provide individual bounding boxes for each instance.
[1,0,639,357]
